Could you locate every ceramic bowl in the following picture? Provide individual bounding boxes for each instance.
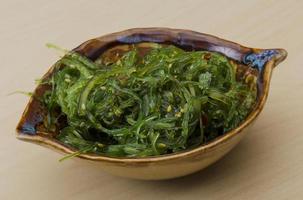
[16,28,287,180]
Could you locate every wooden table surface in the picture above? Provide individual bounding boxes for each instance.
[1,0,302,199]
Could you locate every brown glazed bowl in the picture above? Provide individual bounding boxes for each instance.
[16,28,287,180]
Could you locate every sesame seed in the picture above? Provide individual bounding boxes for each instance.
[175,112,181,117]
[167,105,172,112]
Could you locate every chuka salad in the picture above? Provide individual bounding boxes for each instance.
[40,43,256,159]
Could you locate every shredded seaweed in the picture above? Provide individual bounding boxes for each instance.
[41,43,256,158]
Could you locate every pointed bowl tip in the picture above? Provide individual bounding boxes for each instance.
[274,48,288,67]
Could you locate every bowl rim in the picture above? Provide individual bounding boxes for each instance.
[16,27,286,164]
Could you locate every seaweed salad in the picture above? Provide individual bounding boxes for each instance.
[40,43,256,159]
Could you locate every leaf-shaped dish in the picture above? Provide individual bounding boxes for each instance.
[16,28,287,180]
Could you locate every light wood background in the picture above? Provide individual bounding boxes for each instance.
[1,0,302,199]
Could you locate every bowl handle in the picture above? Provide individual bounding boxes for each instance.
[243,48,287,71]
[272,48,288,67]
